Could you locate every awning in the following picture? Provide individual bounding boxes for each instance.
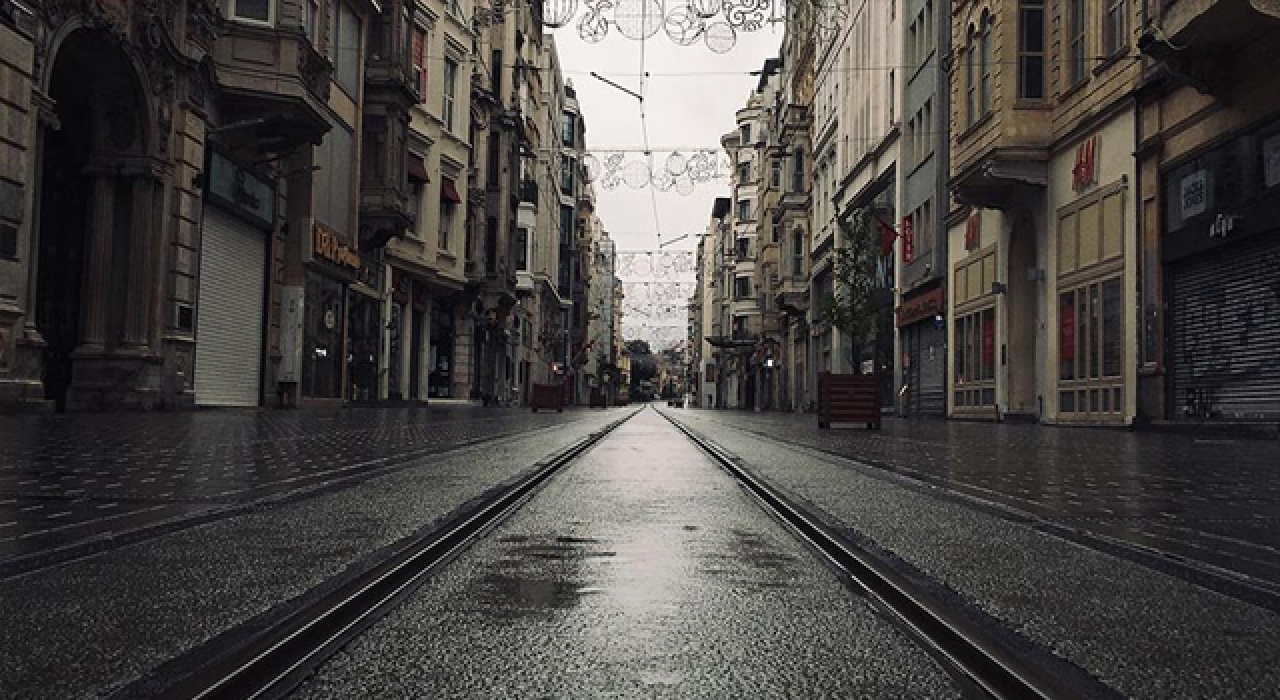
[408,155,430,183]
[441,178,462,203]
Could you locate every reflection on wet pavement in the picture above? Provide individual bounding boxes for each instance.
[291,409,960,698]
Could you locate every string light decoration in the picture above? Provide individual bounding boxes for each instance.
[617,251,696,350]
[582,149,733,194]
[530,0,812,50]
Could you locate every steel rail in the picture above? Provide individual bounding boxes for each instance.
[656,407,1067,700]
[157,409,641,700]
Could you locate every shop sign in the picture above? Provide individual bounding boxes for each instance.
[1060,306,1075,361]
[895,285,945,328]
[1072,134,1098,192]
[1180,169,1208,220]
[208,151,275,228]
[313,223,360,270]
[901,214,915,263]
[965,211,981,250]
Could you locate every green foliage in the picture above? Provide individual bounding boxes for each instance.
[818,210,877,366]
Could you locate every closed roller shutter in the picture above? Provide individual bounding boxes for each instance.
[906,323,946,416]
[1170,234,1280,420]
[195,206,266,407]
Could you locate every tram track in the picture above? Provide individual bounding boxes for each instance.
[141,404,1076,699]
[148,409,642,700]
[655,407,1071,700]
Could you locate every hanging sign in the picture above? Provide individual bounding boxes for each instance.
[901,214,915,263]
[965,210,981,250]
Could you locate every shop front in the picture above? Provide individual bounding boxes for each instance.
[897,282,946,416]
[301,223,377,404]
[948,209,1000,417]
[1162,118,1280,421]
[429,304,455,398]
[346,255,383,403]
[193,151,275,407]
[1045,117,1138,425]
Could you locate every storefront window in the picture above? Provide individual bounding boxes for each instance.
[429,307,454,397]
[1059,274,1123,418]
[953,306,995,409]
[348,292,381,401]
[302,271,345,399]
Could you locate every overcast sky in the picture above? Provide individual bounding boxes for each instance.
[554,25,782,255]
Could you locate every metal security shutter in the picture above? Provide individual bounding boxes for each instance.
[1170,234,1280,420]
[194,206,266,407]
[906,324,946,415]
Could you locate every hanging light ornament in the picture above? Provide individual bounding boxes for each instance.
[664,4,706,46]
[577,0,612,42]
[614,0,664,40]
[689,0,719,18]
[624,161,651,189]
[665,151,688,176]
[704,21,736,54]
[543,0,579,28]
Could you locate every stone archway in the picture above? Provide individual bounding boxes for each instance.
[35,28,160,410]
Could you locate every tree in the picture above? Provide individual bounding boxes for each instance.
[818,209,877,372]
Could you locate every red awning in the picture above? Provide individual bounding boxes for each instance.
[408,155,430,183]
[441,178,462,203]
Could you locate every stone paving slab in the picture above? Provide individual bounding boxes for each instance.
[660,408,1280,700]
[0,406,606,564]
[669,409,1280,590]
[0,409,632,700]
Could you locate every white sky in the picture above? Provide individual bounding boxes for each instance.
[553,26,782,254]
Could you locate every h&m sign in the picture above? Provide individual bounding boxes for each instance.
[1072,134,1099,192]
[313,223,360,270]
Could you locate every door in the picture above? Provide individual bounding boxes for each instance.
[194,206,266,407]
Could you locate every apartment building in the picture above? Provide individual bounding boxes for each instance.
[947,0,1143,424]
[896,0,950,416]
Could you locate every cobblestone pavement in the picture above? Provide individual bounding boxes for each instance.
[0,406,605,566]
[666,409,1280,592]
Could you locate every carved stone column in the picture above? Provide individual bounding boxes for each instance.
[121,176,157,352]
[77,174,116,353]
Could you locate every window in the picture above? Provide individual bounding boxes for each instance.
[1018,0,1045,100]
[792,149,804,192]
[561,112,576,148]
[888,70,895,124]
[965,31,977,126]
[738,162,751,183]
[442,58,458,131]
[922,100,933,158]
[737,199,751,220]
[305,0,319,40]
[980,15,992,116]
[1104,0,1127,57]
[440,200,455,251]
[332,2,361,98]
[1068,0,1087,84]
[411,28,427,101]
[740,124,751,144]
[560,205,574,247]
[491,50,503,97]
[771,159,781,188]
[514,228,529,271]
[734,276,751,300]
[229,0,271,23]
[485,217,498,274]
[791,231,804,276]
[953,306,997,408]
[448,0,463,18]
[560,157,575,195]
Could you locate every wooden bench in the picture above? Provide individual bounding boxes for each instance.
[530,383,563,412]
[818,372,881,430]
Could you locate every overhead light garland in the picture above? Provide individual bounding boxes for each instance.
[616,251,696,350]
[584,149,732,194]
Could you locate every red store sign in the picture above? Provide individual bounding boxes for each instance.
[965,211,981,250]
[901,214,915,263]
[1072,134,1099,192]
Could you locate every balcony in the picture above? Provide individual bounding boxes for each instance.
[1139,0,1275,97]
[212,22,332,152]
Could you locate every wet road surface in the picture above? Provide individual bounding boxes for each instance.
[0,406,602,566]
[292,409,960,698]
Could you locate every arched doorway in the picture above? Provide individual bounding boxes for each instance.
[35,30,149,410]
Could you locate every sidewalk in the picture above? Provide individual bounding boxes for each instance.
[670,408,1280,595]
[0,405,603,571]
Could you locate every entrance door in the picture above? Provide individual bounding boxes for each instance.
[409,308,424,400]
[194,206,266,406]
[1006,213,1040,416]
